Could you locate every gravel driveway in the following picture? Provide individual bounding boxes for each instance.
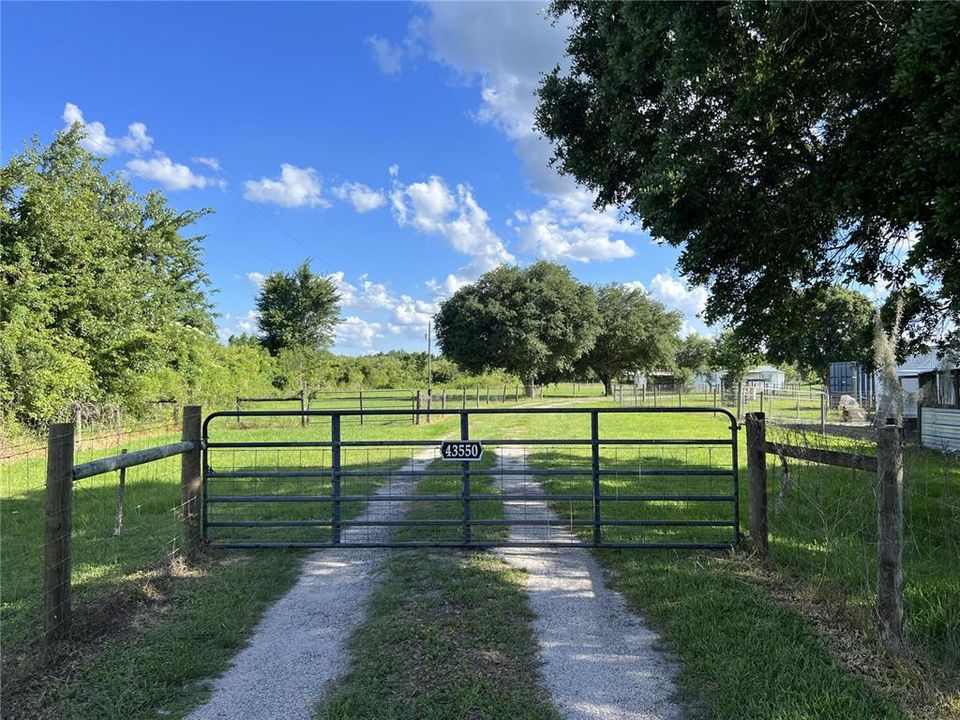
[495,446,686,720]
[186,451,435,720]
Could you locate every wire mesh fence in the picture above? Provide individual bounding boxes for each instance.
[1,422,186,656]
[613,383,877,429]
[761,422,960,675]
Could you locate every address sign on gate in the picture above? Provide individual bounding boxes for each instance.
[440,440,484,461]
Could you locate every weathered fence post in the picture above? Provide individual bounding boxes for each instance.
[180,405,203,562]
[44,422,75,641]
[877,424,904,654]
[745,412,768,558]
[299,389,307,427]
[359,389,364,426]
[236,396,241,425]
[759,390,764,415]
[426,390,432,424]
[476,386,480,408]
[113,449,127,537]
[442,389,447,414]
[415,390,422,425]
[737,382,745,421]
[820,393,827,435]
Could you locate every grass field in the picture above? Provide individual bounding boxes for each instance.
[3,400,957,718]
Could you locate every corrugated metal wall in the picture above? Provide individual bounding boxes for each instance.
[921,407,960,452]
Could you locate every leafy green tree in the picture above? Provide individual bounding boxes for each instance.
[675,334,714,387]
[711,330,762,387]
[435,262,599,397]
[766,286,875,384]
[276,345,331,398]
[255,260,340,355]
[1,127,215,427]
[579,284,680,396]
[536,1,960,352]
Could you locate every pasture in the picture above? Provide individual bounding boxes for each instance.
[2,398,957,718]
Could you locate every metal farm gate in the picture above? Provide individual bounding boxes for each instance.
[201,407,740,549]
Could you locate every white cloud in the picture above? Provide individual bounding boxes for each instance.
[336,315,384,350]
[217,309,259,342]
[516,193,637,263]
[62,102,153,156]
[126,154,212,191]
[409,6,648,265]
[391,172,515,290]
[648,272,709,317]
[332,182,386,213]
[245,271,266,287]
[366,35,405,76]
[425,273,469,299]
[327,271,358,307]
[243,164,329,208]
[416,4,573,197]
[329,271,439,345]
[192,156,221,171]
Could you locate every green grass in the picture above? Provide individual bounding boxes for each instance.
[318,451,560,720]
[0,412,464,719]
[466,405,957,717]
[6,401,956,718]
[5,552,303,720]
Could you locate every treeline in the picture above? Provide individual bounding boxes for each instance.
[1,130,871,436]
[0,130,510,436]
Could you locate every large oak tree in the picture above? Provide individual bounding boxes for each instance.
[579,284,680,396]
[537,1,959,354]
[434,261,598,396]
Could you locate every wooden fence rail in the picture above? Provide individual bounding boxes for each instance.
[42,405,203,642]
[745,411,904,654]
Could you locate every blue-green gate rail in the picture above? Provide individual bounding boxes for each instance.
[201,407,740,549]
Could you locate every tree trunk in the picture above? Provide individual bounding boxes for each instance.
[603,378,614,397]
[524,378,536,398]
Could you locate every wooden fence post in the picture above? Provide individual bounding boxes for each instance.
[820,393,827,435]
[426,390,432,424]
[442,389,447,413]
[475,386,480,408]
[359,390,364,426]
[877,424,904,654]
[745,412,768,558]
[44,422,75,640]
[180,405,203,562]
[236,396,241,425]
[461,387,467,409]
[113,449,127,537]
[415,390,422,425]
[299,390,307,427]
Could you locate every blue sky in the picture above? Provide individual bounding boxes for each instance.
[2,1,710,354]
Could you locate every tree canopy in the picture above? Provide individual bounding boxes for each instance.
[537,1,960,353]
[579,284,680,395]
[1,128,215,426]
[435,261,599,395]
[255,260,340,355]
[674,334,714,385]
[765,286,875,383]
